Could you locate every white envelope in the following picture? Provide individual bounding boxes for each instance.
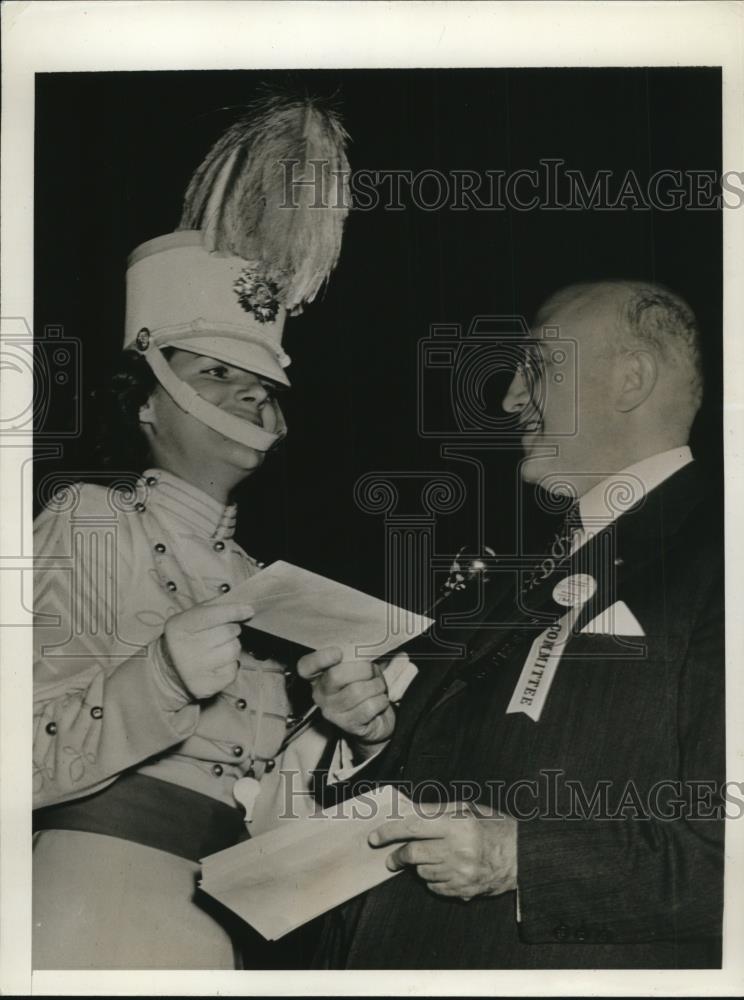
[200,785,415,940]
[579,600,645,636]
[221,561,434,660]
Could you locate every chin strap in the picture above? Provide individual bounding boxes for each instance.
[141,339,283,452]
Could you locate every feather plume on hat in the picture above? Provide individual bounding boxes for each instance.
[178,93,351,316]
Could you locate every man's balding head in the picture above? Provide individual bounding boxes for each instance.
[536,280,703,413]
[503,280,703,496]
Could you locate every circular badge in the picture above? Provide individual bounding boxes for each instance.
[553,573,596,607]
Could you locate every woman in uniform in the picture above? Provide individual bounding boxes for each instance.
[31,93,351,970]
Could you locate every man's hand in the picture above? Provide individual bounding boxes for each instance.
[162,600,255,699]
[297,646,395,752]
[369,803,518,900]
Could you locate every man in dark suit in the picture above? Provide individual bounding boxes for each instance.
[297,280,725,968]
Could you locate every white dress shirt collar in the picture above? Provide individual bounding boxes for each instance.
[575,446,693,543]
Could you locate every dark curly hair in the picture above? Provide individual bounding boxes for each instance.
[88,348,175,475]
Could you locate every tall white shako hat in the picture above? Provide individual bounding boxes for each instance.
[123,94,351,451]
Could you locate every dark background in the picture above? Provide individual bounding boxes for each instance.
[34,68,723,600]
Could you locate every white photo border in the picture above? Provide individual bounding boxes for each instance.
[2,1,742,995]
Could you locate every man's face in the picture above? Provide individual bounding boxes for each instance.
[141,349,284,481]
[502,297,619,494]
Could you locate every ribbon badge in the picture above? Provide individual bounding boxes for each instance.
[506,574,596,722]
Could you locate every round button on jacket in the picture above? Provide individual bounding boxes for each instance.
[90,706,104,720]
[213,541,225,552]
[45,721,57,736]
[235,698,247,710]
[166,581,177,592]
[211,764,224,777]
[154,543,166,553]
[232,745,243,757]
[219,583,231,593]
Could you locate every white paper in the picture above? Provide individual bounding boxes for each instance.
[224,560,434,660]
[199,786,415,940]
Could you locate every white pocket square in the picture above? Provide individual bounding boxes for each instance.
[580,601,645,636]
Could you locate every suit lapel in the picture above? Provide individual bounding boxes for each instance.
[424,461,709,714]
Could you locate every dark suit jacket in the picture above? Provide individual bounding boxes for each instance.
[316,462,725,969]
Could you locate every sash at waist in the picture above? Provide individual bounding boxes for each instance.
[33,772,248,862]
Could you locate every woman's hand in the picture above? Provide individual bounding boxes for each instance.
[162,600,255,699]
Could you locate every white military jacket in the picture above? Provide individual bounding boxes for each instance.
[33,468,316,814]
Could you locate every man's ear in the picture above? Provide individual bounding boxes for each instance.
[616,349,657,412]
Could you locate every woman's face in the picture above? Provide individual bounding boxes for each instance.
[138,349,284,499]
